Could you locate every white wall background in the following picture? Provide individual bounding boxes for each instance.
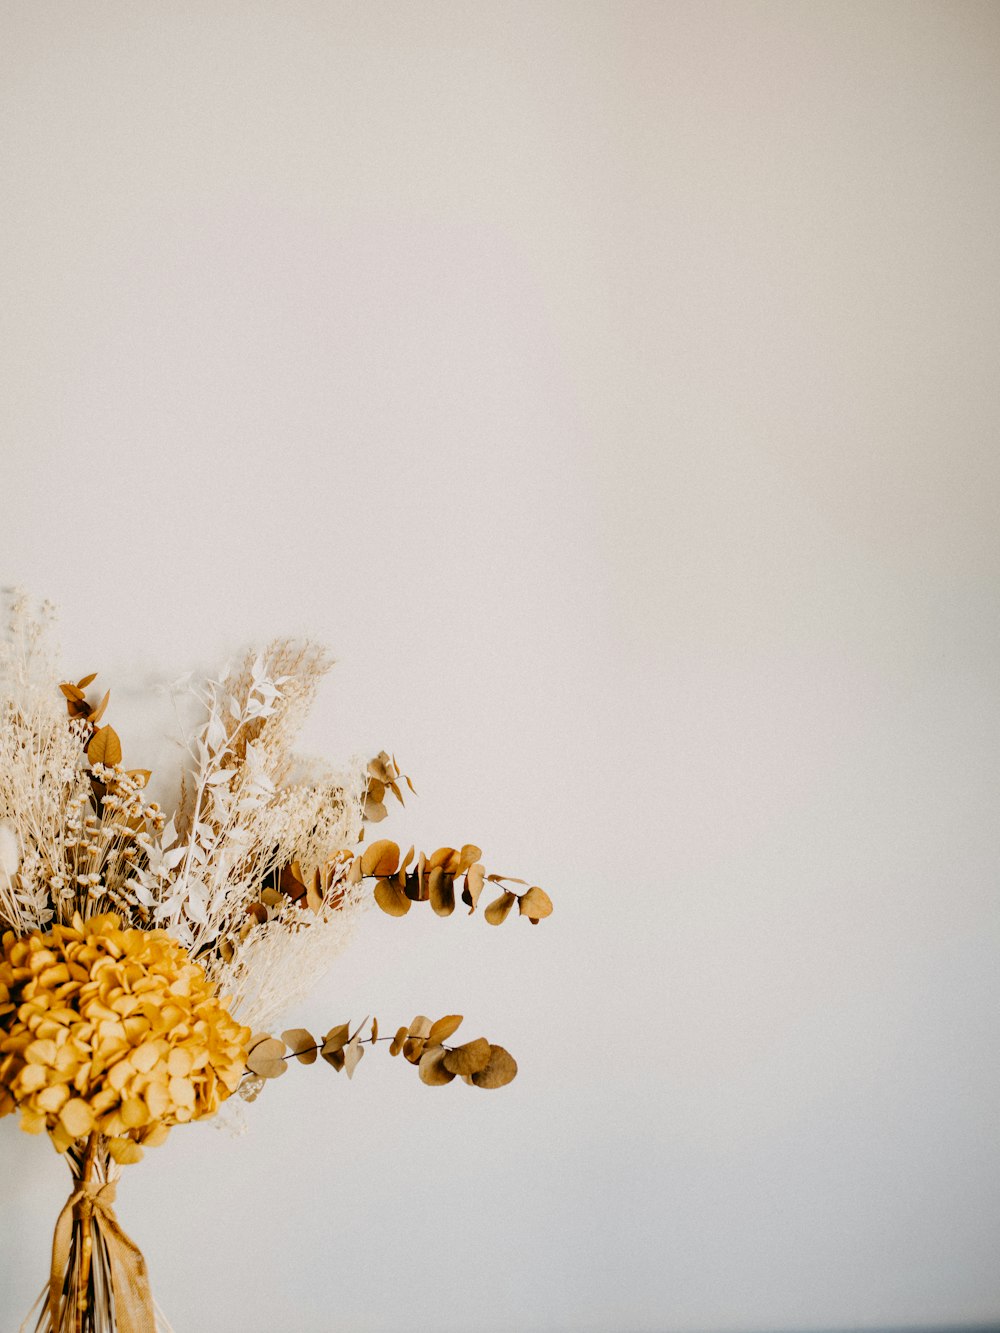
[2,3,1000,1330]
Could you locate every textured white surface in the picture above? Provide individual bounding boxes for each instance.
[2,4,1000,1329]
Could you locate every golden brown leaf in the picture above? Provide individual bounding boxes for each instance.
[347,856,363,885]
[408,1015,432,1039]
[418,1046,456,1086]
[429,867,455,917]
[462,863,485,913]
[306,870,324,914]
[397,845,415,887]
[90,690,111,725]
[76,672,98,689]
[404,852,429,902]
[281,1027,314,1049]
[322,1023,350,1054]
[342,1033,365,1079]
[367,751,396,783]
[443,1038,492,1076]
[374,877,411,917]
[87,725,122,767]
[486,873,529,886]
[247,1036,285,1062]
[389,1025,409,1057]
[427,846,455,871]
[280,861,307,904]
[247,1038,288,1079]
[402,1036,426,1064]
[428,1014,463,1045]
[282,1029,318,1065]
[456,844,482,875]
[470,1045,518,1089]
[361,839,400,877]
[518,886,553,922]
[370,1016,379,1044]
[484,890,517,926]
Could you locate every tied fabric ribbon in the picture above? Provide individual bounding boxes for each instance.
[49,1177,154,1333]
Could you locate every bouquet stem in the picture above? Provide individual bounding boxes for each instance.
[75,1136,98,1333]
[21,1139,117,1332]
[22,1139,166,1333]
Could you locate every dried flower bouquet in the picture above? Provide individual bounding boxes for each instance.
[0,596,551,1331]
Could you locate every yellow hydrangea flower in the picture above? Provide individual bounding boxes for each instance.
[0,913,250,1162]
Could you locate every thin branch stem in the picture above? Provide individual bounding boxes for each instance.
[75,1134,98,1333]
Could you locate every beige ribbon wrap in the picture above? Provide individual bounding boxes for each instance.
[49,1177,155,1333]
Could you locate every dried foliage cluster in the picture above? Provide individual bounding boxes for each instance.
[240,1011,517,1102]
[351,835,553,925]
[0,593,551,1131]
[0,593,551,1332]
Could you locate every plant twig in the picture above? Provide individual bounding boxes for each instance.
[75,1134,98,1333]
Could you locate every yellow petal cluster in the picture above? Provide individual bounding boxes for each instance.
[0,913,250,1161]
